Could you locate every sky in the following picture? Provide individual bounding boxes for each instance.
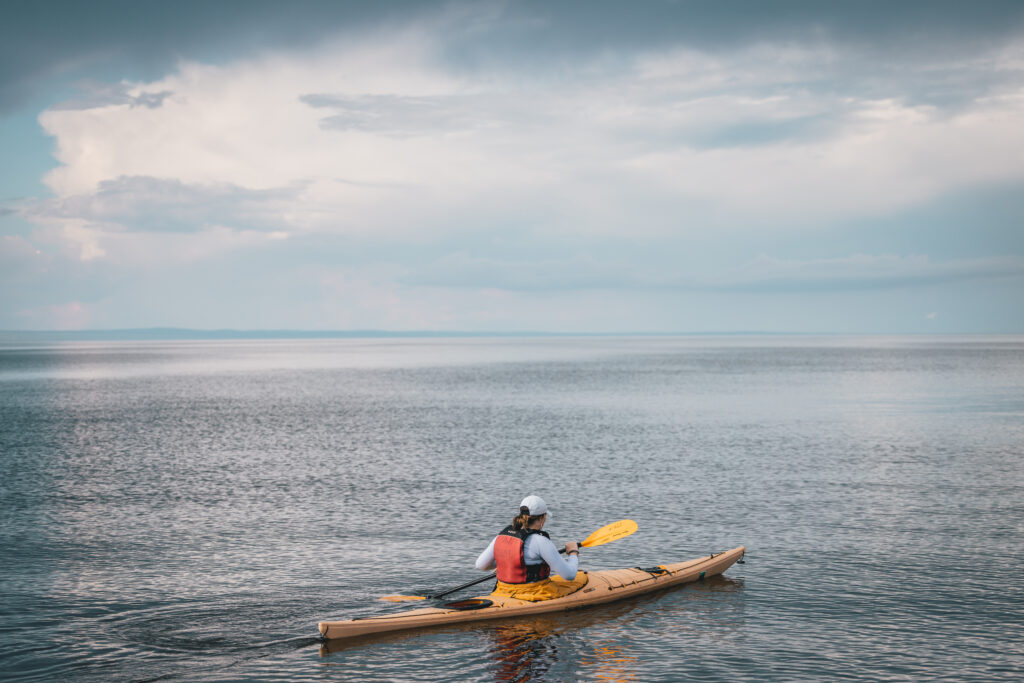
[1,0,1023,333]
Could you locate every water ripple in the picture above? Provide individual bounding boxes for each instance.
[2,337,1023,680]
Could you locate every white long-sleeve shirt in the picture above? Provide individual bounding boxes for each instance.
[475,533,579,581]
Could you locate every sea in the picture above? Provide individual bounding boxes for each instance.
[0,335,1021,681]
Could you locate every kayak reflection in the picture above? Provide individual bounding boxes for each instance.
[486,619,561,682]
[580,644,639,683]
[486,616,641,683]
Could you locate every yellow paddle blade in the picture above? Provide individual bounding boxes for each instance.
[379,595,428,602]
[580,519,638,548]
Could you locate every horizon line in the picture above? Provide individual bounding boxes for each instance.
[0,327,1018,341]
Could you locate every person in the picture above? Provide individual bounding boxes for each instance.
[475,495,588,601]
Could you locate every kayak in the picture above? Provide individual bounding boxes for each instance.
[318,545,745,641]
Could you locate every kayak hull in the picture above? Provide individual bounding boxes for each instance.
[318,545,744,641]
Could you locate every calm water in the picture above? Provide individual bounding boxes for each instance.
[1,336,1022,681]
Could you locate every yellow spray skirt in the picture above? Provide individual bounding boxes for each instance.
[491,572,589,601]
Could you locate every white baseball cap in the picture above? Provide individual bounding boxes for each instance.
[520,495,551,518]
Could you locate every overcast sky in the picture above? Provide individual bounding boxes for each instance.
[2,0,1022,332]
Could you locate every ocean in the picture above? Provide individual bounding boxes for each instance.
[1,335,1021,681]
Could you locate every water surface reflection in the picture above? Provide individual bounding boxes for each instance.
[5,336,1019,681]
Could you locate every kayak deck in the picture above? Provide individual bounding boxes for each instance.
[318,545,745,641]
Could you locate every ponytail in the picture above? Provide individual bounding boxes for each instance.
[512,505,545,529]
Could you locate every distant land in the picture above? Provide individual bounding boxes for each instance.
[0,328,786,342]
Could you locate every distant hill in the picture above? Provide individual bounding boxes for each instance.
[0,328,775,342]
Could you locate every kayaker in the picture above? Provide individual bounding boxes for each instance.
[474,495,588,601]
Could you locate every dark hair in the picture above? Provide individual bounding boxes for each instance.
[512,505,545,530]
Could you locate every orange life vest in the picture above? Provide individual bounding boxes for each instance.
[493,525,552,584]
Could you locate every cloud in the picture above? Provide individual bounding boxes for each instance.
[5,3,1023,332]
[405,252,1024,292]
[714,254,1024,292]
[0,0,438,114]
[403,253,652,291]
[621,92,1024,225]
[27,27,1024,257]
[302,93,517,136]
[21,176,301,233]
[8,1,1023,111]
[49,82,174,111]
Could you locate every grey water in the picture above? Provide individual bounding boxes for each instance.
[0,335,1021,681]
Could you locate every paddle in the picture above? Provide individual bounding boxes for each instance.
[380,519,638,602]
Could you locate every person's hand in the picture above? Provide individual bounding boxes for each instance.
[565,541,579,555]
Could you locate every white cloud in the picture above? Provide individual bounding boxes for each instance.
[625,93,1024,225]
[27,27,1024,260]
[6,16,1021,332]
[406,252,1024,292]
[22,176,301,235]
[39,34,464,195]
[717,254,1024,291]
[23,216,108,262]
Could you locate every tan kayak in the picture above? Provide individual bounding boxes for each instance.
[318,545,745,641]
